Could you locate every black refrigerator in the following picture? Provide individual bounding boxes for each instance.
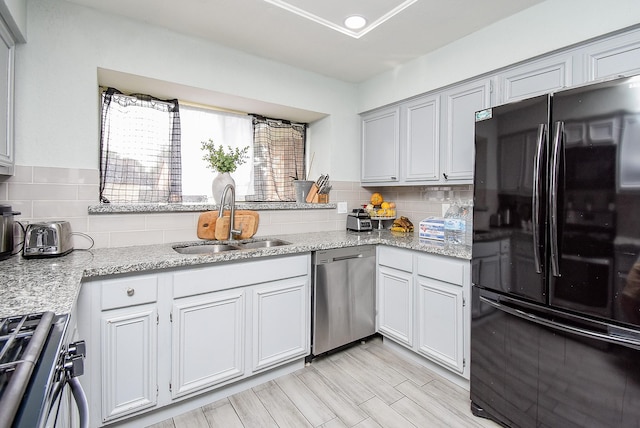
[471,74,640,428]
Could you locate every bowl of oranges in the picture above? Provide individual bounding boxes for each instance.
[366,192,396,219]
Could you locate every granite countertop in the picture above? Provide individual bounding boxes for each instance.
[0,230,470,318]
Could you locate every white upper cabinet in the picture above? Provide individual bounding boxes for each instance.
[361,106,400,183]
[579,29,640,82]
[498,54,572,104]
[360,26,640,188]
[0,19,14,175]
[441,78,492,183]
[361,79,490,186]
[403,95,440,182]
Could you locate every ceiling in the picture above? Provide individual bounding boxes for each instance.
[66,0,544,83]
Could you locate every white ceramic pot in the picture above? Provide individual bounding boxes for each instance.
[212,172,235,204]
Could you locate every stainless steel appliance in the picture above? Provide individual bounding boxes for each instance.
[23,221,74,258]
[471,74,640,427]
[0,312,88,428]
[0,205,20,260]
[311,246,376,356]
[346,209,373,232]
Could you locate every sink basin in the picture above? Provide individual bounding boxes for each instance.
[173,239,291,255]
[173,244,241,254]
[237,239,291,249]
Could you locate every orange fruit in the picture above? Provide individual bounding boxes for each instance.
[381,202,390,209]
[370,192,383,205]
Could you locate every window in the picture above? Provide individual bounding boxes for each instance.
[180,105,254,201]
[99,88,306,204]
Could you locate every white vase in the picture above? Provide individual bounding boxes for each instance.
[212,172,235,205]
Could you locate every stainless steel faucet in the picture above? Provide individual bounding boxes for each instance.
[218,184,242,240]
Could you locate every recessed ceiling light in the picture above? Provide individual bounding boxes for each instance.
[344,15,367,30]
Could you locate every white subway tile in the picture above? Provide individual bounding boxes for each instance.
[163,228,199,243]
[146,213,197,230]
[84,232,110,249]
[110,231,164,247]
[78,185,99,202]
[33,166,99,185]
[8,166,33,183]
[9,183,78,201]
[33,201,91,218]
[88,215,147,232]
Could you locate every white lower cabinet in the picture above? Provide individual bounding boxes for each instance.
[171,289,245,399]
[252,277,309,372]
[79,254,310,427]
[377,265,413,347]
[416,277,464,373]
[377,246,470,380]
[101,303,158,421]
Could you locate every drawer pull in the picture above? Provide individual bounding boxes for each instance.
[127,288,135,297]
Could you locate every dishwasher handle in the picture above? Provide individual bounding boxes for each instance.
[332,254,364,262]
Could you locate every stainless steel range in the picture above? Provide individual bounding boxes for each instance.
[0,312,87,428]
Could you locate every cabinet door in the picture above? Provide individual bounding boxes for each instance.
[499,55,572,103]
[101,304,158,422]
[442,79,491,182]
[416,277,464,373]
[171,289,245,399]
[252,276,309,372]
[377,265,413,346]
[403,95,440,182]
[361,106,400,183]
[0,20,14,175]
[582,33,640,81]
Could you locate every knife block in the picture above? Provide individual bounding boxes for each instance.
[313,193,329,203]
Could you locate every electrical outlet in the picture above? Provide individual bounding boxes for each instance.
[337,201,348,214]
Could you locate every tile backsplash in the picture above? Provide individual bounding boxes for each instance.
[0,166,472,248]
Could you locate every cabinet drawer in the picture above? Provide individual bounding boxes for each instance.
[173,254,310,298]
[101,275,158,310]
[378,246,413,272]
[416,254,466,286]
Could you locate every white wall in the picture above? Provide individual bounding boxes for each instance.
[357,0,640,112]
[14,0,361,181]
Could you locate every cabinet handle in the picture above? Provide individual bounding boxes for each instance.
[443,173,449,180]
[390,176,397,180]
[127,288,135,297]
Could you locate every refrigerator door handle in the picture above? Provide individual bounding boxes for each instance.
[479,295,640,350]
[549,121,563,277]
[532,123,546,274]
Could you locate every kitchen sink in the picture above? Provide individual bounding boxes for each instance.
[173,239,291,255]
[173,244,241,254]
[237,239,291,249]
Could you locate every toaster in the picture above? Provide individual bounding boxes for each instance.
[346,209,373,232]
[23,221,74,258]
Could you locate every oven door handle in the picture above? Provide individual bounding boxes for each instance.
[479,295,640,350]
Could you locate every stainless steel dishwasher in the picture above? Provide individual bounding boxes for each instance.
[311,245,376,356]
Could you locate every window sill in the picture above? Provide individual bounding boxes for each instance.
[88,202,337,214]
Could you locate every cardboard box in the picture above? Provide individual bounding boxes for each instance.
[419,217,445,241]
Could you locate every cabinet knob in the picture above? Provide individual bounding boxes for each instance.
[127,288,135,297]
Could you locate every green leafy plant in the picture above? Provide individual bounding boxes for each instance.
[201,139,249,173]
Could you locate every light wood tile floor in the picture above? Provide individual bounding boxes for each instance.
[149,338,499,428]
